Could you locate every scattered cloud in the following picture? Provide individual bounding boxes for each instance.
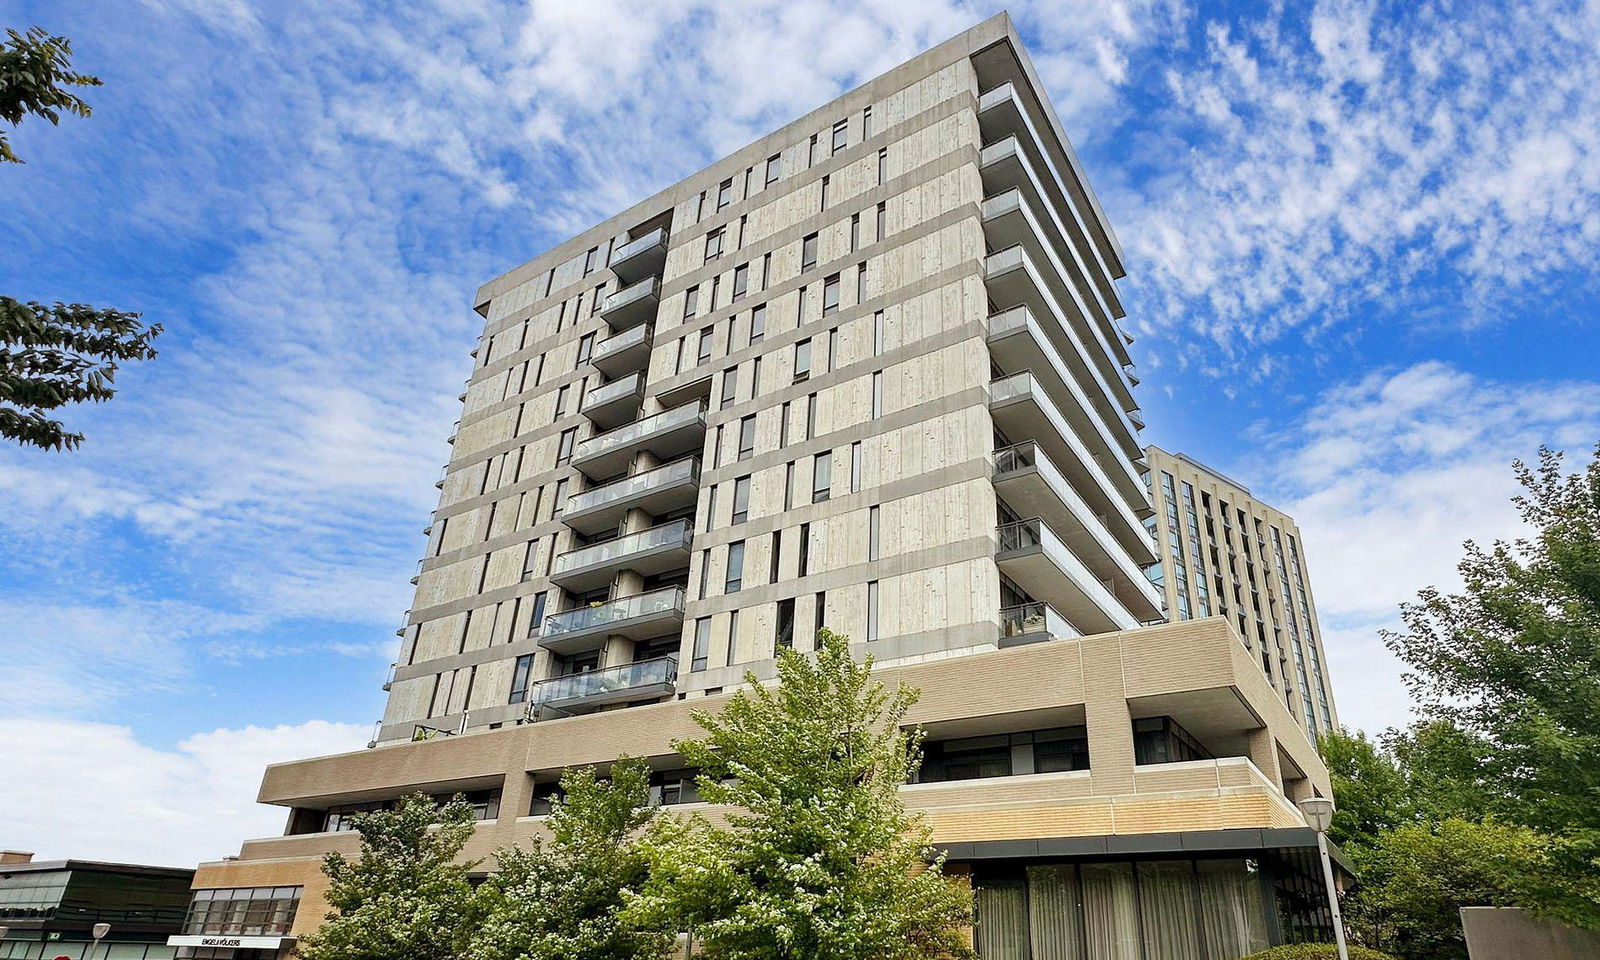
[0,718,368,865]
[1247,362,1600,734]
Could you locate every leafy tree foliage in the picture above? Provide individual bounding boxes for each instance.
[465,759,671,960]
[1385,445,1600,926]
[1320,729,1411,852]
[296,794,479,960]
[630,629,975,959]
[2,27,161,450]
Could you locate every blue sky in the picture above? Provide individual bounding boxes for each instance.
[2,0,1597,865]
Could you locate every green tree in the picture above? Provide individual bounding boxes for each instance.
[466,759,671,960]
[1320,728,1412,852]
[1385,445,1600,926]
[630,629,975,959]
[2,26,161,450]
[1343,819,1549,960]
[296,794,479,960]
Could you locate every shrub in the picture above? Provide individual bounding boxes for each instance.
[1243,945,1398,960]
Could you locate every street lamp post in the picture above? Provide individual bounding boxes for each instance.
[90,922,111,960]
[1298,797,1349,960]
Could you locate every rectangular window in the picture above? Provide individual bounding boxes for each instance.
[794,339,812,382]
[827,327,838,373]
[770,529,782,583]
[850,213,860,252]
[806,393,817,440]
[862,104,873,138]
[776,598,795,649]
[717,177,733,209]
[521,540,538,582]
[850,442,862,492]
[705,228,724,262]
[721,367,738,409]
[832,118,848,153]
[873,310,885,355]
[868,506,880,561]
[813,451,831,503]
[551,478,567,517]
[577,332,596,363]
[761,252,771,288]
[872,371,884,417]
[684,285,699,320]
[820,174,829,209]
[732,263,748,301]
[556,427,577,465]
[732,475,751,523]
[698,328,713,365]
[584,246,599,275]
[802,232,818,271]
[867,580,879,641]
[705,484,717,531]
[509,654,534,704]
[876,201,886,241]
[766,153,781,185]
[698,548,710,599]
[529,591,547,635]
[738,414,756,461]
[591,283,605,314]
[749,303,766,343]
[725,541,745,594]
[785,461,795,510]
[799,522,811,576]
[822,274,840,315]
[692,618,711,671]
[816,591,826,634]
[857,262,867,302]
[808,133,818,167]
[877,147,887,185]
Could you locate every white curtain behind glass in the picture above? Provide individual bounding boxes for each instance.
[1026,865,1084,960]
[1197,859,1270,958]
[1081,862,1141,960]
[1138,860,1203,960]
[975,882,1029,960]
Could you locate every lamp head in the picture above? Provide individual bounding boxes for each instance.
[1298,796,1335,833]
[92,923,111,941]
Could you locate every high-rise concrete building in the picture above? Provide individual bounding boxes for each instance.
[171,15,1346,960]
[1143,446,1338,738]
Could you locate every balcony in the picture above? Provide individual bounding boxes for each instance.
[591,323,653,379]
[986,244,1138,436]
[540,586,687,656]
[599,276,659,331]
[580,372,645,429]
[573,402,707,478]
[532,655,679,713]
[983,189,1131,378]
[980,135,1127,361]
[549,519,694,593]
[610,227,669,285]
[988,305,1142,467]
[990,371,1152,538]
[998,601,1077,648]
[977,80,1122,314]
[563,457,701,536]
[993,442,1161,613]
[996,518,1141,635]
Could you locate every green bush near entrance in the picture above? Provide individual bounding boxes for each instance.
[1242,945,1398,960]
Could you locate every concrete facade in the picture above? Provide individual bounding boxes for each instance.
[172,14,1346,960]
[1144,446,1338,738]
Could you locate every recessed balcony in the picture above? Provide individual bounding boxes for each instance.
[591,323,653,379]
[540,586,687,656]
[998,601,1077,648]
[532,655,679,713]
[985,244,1138,436]
[983,189,1131,375]
[563,457,701,536]
[580,372,645,429]
[549,519,693,593]
[599,276,659,332]
[988,305,1143,469]
[994,441,1161,611]
[990,371,1152,538]
[995,518,1141,635]
[609,227,669,285]
[572,402,707,478]
[977,80,1122,313]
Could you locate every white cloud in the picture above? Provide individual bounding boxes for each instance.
[0,718,368,866]
[1246,362,1600,734]
[1117,0,1600,375]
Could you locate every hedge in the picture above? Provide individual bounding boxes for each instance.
[1241,945,1397,960]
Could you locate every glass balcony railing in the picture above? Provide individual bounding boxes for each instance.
[612,227,668,266]
[993,439,1043,477]
[602,277,658,314]
[592,323,649,366]
[544,586,687,639]
[997,516,1048,554]
[999,601,1077,644]
[533,655,679,706]
[566,458,699,516]
[552,519,693,577]
[573,402,705,466]
[581,371,643,411]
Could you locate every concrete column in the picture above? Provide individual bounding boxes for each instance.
[1082,636,1136,797]
[1247,726,1283,790]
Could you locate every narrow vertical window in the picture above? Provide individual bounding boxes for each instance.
[820,174,830,209]
[828,327,839,373]
[738,415,756,461]
[732,263,748,301]
[717,177,733,209]
[556,427,577,465]
[868,505,880,561]
[857,262,867,302]
[692,618,711,671]
[794,339,812,382]
[876,201,887,241]
[732,475,751,523]
[704,228,724,262]
[761,252,771,289]
[822,274,840,316]
[770,529,782,583]
[798,522,811,576]
[684,285,699,320]
[867,581,880,641]
[721,367,738,410]
[872,371,884,418]
[850,213,860,252]
[776,598,795,650]
[806,393,818,440]
[698,328,713,365]
[873,310,885,355]
[812,451,831,503]
[780,401,791,447]
[808,133,818,167]
[877,147,887,185]
[509,654,534,704]
[850,442,862,493]
[862,104,873,138]
[529,591,547,635]
[578,332,596,363]
[785,462,795,510]
[750,303,766,344]
[831,118,848,153]
[766,153,782,186]
[815,591,826,634]
[802,232,818,271]
[725,541,745,594]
